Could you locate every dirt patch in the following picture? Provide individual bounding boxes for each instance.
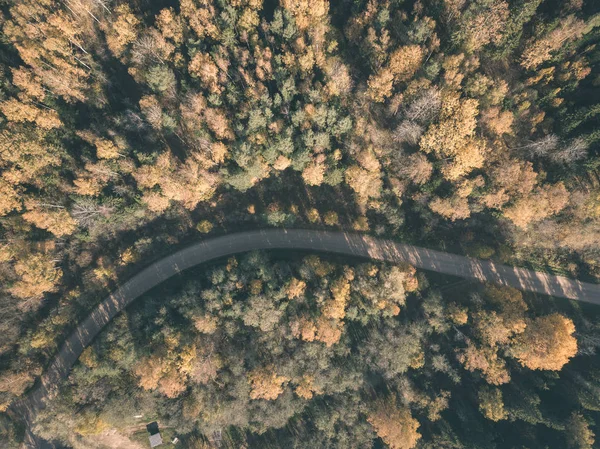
[83,429,146,449]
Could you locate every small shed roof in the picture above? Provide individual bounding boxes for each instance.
[149,432,163,448]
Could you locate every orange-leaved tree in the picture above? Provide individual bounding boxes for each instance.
[509,313,577,370]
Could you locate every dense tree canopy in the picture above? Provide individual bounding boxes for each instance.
[0,0,600,447]
[13,253,596,449]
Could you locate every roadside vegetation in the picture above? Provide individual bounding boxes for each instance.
[30,254,598,448]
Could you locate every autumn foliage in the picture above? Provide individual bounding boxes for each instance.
[368,399,421,449]
[0,0,598,447]
[510,313,578,371]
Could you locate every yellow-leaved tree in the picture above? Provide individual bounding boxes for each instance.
[509,313,577,371]
[420,91,485,180]
[10,253,62,300]
[368,398,421,449]
[248,367,289,400]
[478,386,507,422]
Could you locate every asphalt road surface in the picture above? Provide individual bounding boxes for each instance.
[12,229,600,447]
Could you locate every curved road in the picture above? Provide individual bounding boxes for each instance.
[13,229,600,447]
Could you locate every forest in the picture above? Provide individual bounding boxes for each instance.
[23,253,600,448]
[0,0,599,447]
